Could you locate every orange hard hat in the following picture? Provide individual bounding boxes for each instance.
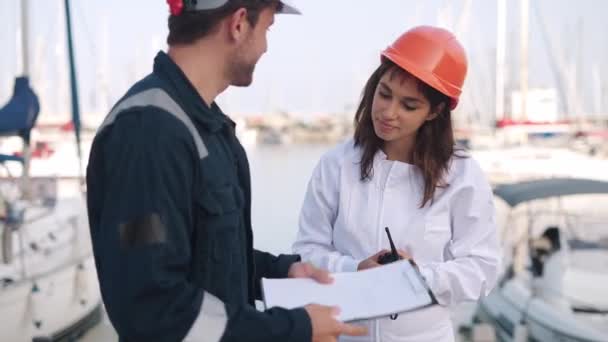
[381,26,467,110]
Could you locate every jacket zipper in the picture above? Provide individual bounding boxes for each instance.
[375,162,393,342]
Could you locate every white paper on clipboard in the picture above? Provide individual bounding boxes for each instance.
[262,260,435,322]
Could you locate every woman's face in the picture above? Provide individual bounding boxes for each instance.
[371,69,436,145]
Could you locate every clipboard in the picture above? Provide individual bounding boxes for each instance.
[261,260,437,322]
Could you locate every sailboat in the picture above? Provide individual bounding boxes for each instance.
[0,0,102,340]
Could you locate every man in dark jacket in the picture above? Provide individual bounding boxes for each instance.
[86,1,366,341]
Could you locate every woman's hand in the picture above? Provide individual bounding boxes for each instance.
[358,249,414,271]
[357,250,389,271]
[397,249,412,261]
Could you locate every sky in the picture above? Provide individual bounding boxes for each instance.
[0,0,607,126]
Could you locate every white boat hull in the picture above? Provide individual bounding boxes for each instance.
[1,258,101,341]
[475,279,608,342]
[0,197,102,341]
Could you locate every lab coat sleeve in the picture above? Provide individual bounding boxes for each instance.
[292,155,362,273]
[417,163,501,306]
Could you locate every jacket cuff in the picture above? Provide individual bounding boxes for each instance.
[417,263,446,305]
[276,254,301,278]
[288,307,312,342]
[339,257,361,272]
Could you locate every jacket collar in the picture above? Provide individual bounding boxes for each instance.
[153,51,226,133]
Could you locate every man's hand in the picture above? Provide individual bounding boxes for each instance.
[305,304,368,342]
[288,262,333,284]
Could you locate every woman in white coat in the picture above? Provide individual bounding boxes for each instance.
[292,26,501,342]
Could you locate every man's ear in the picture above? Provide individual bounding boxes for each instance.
[426,103,446,121]
[227,8,250,42]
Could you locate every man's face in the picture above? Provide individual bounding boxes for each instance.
[228,7,275,87]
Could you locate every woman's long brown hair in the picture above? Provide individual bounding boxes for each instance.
[353,59,462,208]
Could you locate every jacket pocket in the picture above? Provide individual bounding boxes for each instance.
[196,184,244,261]
[420,213,452,262]
[197,184,242,216]
[194,183,244,298]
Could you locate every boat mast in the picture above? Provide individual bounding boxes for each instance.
[19,0,32,199]
[519,0,529,121]
[531,1,570,117]
[495,0,506,123]
[63,0,84,185]
[593,63,601,117]
[20,0,29,77]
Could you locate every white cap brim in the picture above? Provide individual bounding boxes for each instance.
[278,1,301,15]
[193,0,300,14]
[193,0,230,11]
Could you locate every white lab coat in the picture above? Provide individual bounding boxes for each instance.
[293,140,501,342]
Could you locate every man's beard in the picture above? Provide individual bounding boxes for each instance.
[227,50,257,87]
